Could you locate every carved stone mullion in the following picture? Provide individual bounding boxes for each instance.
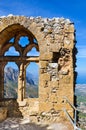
[14,43,22,56]
[17,62,27,101]
[23,43,38,56]
[17,62,22,101]
[23,63,27,99]
[0,62,7,99]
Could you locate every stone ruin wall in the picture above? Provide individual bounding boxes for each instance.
[0,15,75,123]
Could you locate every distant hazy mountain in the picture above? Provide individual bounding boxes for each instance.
[75,84,86,106]
[75,84,86,129]
[4,67,38,98]
[75,84,86,97]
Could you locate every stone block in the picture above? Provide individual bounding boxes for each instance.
[49,93,58,103]
[39,80,47,87]
[64,24,74,33]
[40,68,47,74]
[64,37,70,45]
[49,63,58,68]
[40,73,51,81]
[18,100,27,107]
[0,107,7,122]
[40,61,48,68]
[39,102,53,112]
[50,43,60,52]
[40,86,50,94]
[39,93,49,102]
[64,40,74,49]
[48,81,59,88]
[40,52,53,60]
[59,75,72,84]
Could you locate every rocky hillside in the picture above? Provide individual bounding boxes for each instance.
[75,84,86,130]
[4,67,38,98]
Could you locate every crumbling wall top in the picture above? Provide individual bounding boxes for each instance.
[0,15,75,50]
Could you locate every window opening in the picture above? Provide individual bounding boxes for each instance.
[4,62,19,98]
[4,46,20,56]
[33,38,38,44]
[9,37,15,43]
[27,47,39,56]
[26,62,39,98]
[19,36,30,47]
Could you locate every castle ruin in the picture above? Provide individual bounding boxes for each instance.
[0,15,75,123]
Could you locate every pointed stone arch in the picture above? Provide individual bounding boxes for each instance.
[0,22,40,101]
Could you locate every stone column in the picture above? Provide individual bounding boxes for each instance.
[0,62,6,99]
[23,63,27,99]
[17,62,26,101]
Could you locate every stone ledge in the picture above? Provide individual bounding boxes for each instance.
[0,107,7,122]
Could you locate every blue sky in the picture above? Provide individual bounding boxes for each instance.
[0,0,86,83]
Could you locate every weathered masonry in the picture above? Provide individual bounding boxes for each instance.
[0,15,75,122]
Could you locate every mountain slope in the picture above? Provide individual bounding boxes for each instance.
[4,67,38,98]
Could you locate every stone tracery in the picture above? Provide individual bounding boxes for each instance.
[0,23,39,101]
